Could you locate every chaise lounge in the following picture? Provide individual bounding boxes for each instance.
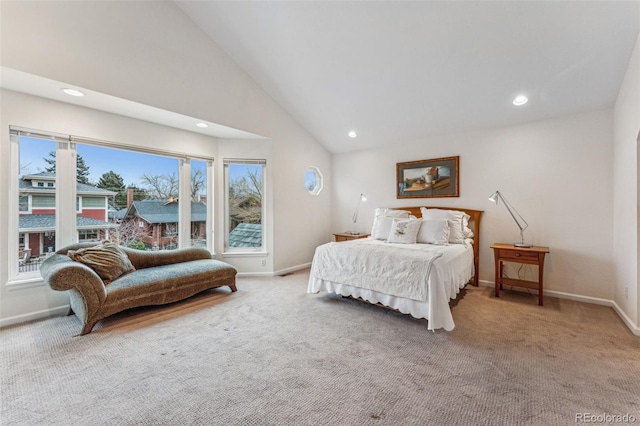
[41,242,237,335]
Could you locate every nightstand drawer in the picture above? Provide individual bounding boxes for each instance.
[499,249,539,262]
[333,233,369,242]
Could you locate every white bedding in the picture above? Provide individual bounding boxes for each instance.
[307,238,474,331]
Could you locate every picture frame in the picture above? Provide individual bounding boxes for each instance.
[396,156,459,198]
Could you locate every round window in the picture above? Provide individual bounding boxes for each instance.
[304,167,323,196]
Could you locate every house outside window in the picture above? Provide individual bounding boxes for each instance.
[224,159,266,252]
[11,128,214,279]
[78,230,99,241]
[19,196,28,212]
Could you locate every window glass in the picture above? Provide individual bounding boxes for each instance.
[225,161,265,251]
[190,159,208,248]
[31,195,56,208]
[82,197,106,208]
[77,144,180,251]
[13,131,214,276]
[19,196,29,212]
[305,167,323,195]
[78,230,99,242]
[18,136,57,273]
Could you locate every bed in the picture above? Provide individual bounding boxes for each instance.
[307,206,482,331]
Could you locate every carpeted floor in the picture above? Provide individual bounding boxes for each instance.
[1,269,639,426]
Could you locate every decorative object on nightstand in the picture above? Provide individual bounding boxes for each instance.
[346,193,367,235]
[488,190,531,248]
[333,233,369,242]
[491,243,549,306]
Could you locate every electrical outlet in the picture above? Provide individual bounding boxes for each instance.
[261,259,266,267]
[624,285,629,299]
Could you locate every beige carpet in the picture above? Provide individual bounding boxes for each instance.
[1,269,639,425]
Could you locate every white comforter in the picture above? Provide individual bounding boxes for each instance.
[307,238,474,331]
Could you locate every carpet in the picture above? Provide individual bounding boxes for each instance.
[1,270,639,425]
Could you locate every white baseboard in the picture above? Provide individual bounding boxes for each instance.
[236,262,312,278]
[273,262,311,277]
[478,279,640,336]
[611,301,640,336]
[0,305,70,329]
[235,272,274,278]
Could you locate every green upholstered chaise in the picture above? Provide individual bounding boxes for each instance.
[41,242,237,335]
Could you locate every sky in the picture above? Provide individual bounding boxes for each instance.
[19,136,209,191]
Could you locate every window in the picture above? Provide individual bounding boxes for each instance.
[11,127,214,279]
[19,196,28,212]
[190,159,210,248]
[82,197,106,208]
[224,159,265,252]
[305,167,323,195]
[76,143,180,251]
[31,195,56,208]
[15,135,57,275]
[78,230,98,241]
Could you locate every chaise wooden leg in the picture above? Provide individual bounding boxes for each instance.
[80,321,97,336]
[229,284,237,292]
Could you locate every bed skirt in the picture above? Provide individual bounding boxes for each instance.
[307,277,457,331]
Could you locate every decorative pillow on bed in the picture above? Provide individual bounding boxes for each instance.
[371,208,411,240]
[420,208,470,244]
[462,215,474,239]
[68,241,135,284]
[386,218,422,244]
[416,219,450,245]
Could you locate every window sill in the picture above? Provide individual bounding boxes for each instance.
[6,275,45,290]
[221,251,268,258]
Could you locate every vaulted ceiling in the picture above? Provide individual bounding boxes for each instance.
[176,1,640,153]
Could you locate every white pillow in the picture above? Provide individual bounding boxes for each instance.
[420,207,468,244]
[372,216,395,240]
[371,208,411,240]
[462,215,474,238]
[387,218,422,244]
[417,219,450,245]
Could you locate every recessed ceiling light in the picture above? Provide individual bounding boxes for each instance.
[348,131,357,138]
[512,95,528,106]
[62,88,85,97]
[196,122,209,128]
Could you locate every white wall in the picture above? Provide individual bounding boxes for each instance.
[613,33,640,331]
[0,89,222,325]
[0,1,332,274]
[332,110,614,300]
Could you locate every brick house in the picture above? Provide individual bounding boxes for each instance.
[115,195,207,250]
[18,172,116,259]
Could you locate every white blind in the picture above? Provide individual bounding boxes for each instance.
[223,158,266,165]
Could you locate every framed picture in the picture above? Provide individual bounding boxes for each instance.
[396,156,459,198]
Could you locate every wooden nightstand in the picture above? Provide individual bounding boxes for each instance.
[491,243,550,306]
[333,233,369,242]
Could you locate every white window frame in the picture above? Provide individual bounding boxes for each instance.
[9,129,71,283]
[223,159,266,255]
[8,126,215,286]
[305,166,323,196]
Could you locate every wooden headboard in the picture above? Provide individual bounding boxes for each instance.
[401,206,483,286]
